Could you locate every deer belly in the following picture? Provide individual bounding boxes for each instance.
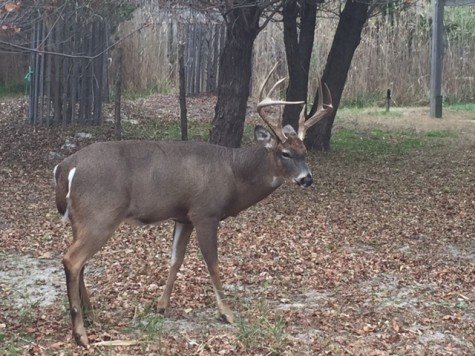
[125,203,189,226]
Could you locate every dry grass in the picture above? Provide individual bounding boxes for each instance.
[116,4,475,106]
[337,107,475,135]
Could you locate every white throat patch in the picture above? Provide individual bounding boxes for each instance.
[271,176,283,188]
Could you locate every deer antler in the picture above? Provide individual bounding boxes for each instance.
[297,81,333,140]
[257,63,304,142]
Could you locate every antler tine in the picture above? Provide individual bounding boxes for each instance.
[258,62,279,102]
[305,82,332,130]
[267,77,286,98]
[298,104,307,136]
[298,81,333,140]
[257,64,304,142]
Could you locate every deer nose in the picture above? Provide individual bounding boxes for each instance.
[298,174,313,188]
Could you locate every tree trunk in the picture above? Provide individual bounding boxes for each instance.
[282,0,317,129]
[305,1,369,151]
[209,4,260,148]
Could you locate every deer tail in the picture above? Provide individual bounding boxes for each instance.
[54,163,76,221]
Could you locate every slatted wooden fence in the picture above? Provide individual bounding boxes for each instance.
[28,15,108,126]
[183,22,225,95]
[118,7,226,96]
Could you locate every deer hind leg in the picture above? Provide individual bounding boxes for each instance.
[194,218,234,324]
[79,266,95,326]
[157,222,193,314]
[63,221,118,347]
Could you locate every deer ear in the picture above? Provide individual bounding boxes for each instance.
[283,124,297,137]
[254,125,276,149]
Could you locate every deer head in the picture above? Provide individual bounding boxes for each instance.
[255,63,333,187]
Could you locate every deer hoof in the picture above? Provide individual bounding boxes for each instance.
[218,311,234,324]
[84,318,93,327]
[73,331,89,348]
[83,312,96,327]
[156,302,168,315]
[156,297,169,315]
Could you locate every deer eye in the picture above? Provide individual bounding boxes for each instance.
[281,151,292,159]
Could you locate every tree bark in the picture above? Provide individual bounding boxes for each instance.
[282,0,317,129]
[209,3,261,148]
[305,1,369,151]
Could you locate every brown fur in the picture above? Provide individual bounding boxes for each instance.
[54,164,68,217]
[56,137,313,347]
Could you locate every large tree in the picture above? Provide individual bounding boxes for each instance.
[208,2,261,147]
[286,1,404,151]
[305,0,370,151]
[208,1,281,147]
[281,0,318,128]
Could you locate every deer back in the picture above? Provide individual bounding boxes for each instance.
[55,140,278,225]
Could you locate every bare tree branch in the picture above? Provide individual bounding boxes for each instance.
[0,21,150,59]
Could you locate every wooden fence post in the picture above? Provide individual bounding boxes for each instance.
[430,0,444,118]
[386,89,391,113]
[114,49,123,140]
[178,42,188,141]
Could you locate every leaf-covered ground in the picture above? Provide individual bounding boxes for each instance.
[0,96,474,355]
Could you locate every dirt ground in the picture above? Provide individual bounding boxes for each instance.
[0,95,474,355]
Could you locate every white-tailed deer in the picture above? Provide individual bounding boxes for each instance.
[54,65,333,347]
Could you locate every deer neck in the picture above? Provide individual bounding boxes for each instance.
[231,145,283,200]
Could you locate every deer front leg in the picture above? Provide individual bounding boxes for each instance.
[157,222,193,313]
[194,218,234,324]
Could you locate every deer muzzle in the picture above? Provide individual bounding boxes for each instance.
[294,173,313,188]
[299,173,313,188]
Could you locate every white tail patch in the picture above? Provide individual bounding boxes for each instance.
[66,167,77,199]
[53,165,59,185]
[62,167,77,223]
